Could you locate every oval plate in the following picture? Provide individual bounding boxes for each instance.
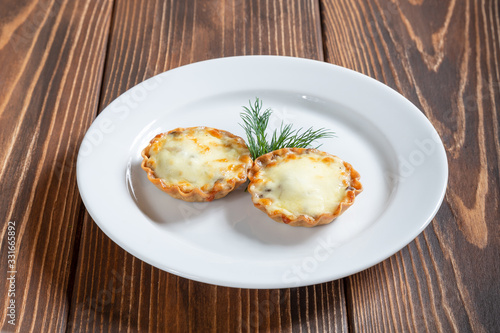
[77,56,448,288]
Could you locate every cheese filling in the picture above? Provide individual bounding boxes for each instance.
[253,153,349,218]
[147,128,248,190]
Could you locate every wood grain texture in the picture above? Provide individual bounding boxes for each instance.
[2,0,497,331]
[67,0,348,332]
[320,0,500,332]
[0,0,113,332]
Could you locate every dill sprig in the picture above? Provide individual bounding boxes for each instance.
[240,98,336,160]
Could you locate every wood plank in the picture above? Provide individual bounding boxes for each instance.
[67,0,348,332]
[320,0,500,332]
[0,0,113,332]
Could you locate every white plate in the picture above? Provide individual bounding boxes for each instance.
[77,56,448,288]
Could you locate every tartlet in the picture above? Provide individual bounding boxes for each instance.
[247,148,362,227]
[141,127,253,202]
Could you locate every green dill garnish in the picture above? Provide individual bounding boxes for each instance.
[240,98,336,160]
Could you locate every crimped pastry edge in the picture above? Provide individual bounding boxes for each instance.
[141,126,252,202]
[247,148,363,227]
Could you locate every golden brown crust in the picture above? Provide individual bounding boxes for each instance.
[248,148,363,227]
[141,127,252,202]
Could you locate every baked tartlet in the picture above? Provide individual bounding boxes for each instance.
[141,127,252,202]
[247,148,362,227]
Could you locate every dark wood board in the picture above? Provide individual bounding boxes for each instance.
[320,0,500,332]
[1,0,498,331]
[0,0,113,332]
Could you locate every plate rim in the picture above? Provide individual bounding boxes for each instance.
[77,55,448,288]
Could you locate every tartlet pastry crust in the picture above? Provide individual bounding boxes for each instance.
[141,127,252,202]
[248,148,362,227]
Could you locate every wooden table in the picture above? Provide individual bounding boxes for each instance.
[1,0,499,332]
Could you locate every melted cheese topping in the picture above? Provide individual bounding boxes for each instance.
[147,128,249,191]
[252,152,349,218]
